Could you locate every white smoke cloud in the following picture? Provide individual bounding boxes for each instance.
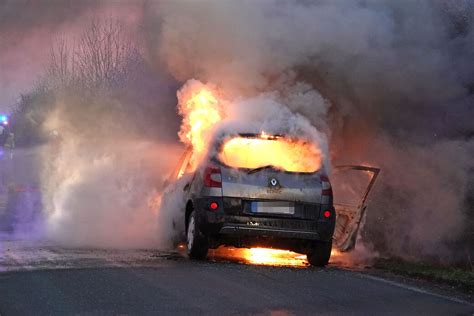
[37,86,183,249]
[154,0,474,262]
[42,140,181,249]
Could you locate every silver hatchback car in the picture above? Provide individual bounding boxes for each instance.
[167,133,379,267]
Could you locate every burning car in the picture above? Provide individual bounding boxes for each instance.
[166,131,379,267]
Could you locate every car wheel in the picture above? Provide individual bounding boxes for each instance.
[186,211,208,260]
[306,240,332,267]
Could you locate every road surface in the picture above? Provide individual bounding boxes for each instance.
[0,238,472,315]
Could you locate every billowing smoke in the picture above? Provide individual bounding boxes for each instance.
[36,82,182,248]
[153,0,474,263]
[3,1,473,263]
[40,117,180,249]
[34,31,187,247]
[2,7,182,248]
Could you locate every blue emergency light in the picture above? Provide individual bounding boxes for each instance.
[0,114,8,125]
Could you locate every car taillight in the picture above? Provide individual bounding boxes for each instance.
[320,175,332,197]
[323,210,331,218]
[204,165,222,188]
[209,201,219,210]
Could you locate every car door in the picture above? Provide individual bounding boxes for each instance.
[168,147,193,182]
[331,165,380,252]
[163,147,194,243]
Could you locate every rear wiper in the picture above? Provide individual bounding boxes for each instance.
[247,165,273,174]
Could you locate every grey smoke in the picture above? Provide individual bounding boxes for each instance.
[2,0,473,262]
[154,0,474,262]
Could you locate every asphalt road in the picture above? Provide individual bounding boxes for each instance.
[0,239,472,315]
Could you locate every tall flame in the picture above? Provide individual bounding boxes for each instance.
[178,81,222,158]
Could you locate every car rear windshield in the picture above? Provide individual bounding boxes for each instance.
[217,136,322,173]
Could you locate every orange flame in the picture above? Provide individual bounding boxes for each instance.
[219,136,322,173]
[209,247,309,267]
[178,83,222,161]
[331,248,342,258]
[177,81,323,174]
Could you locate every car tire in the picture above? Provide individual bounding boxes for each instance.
[307,240,332,267]
[186,211,208,260]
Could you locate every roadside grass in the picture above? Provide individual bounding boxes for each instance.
[374,258,474,294]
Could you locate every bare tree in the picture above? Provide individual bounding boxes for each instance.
[46,19,137,90]
[14,19,141,146]
[74,19,136,89]
[47,36,75,88]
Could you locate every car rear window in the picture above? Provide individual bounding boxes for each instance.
[217,136,322,173]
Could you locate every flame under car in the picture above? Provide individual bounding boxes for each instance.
[168,133,379,267]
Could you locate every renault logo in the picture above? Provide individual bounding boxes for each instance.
[270,178,279,187]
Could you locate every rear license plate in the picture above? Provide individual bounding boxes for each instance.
[250,201,295,215]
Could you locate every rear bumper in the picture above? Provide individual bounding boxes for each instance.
[194,197,335,244]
